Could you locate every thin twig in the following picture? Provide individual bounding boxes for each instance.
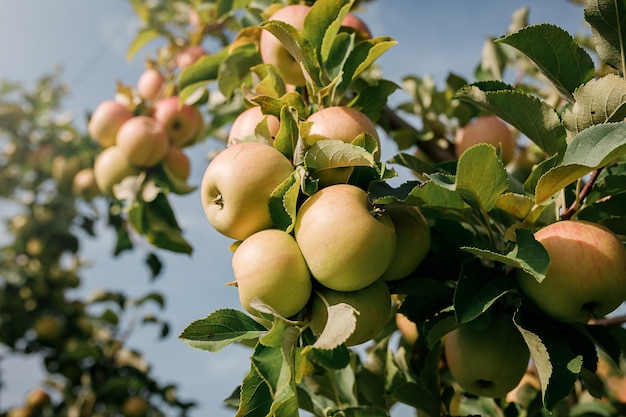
[561,168,603,220]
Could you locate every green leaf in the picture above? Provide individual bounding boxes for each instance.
[126,28,160,61]
[309,301,358,350]
[455,81,567,156]
[237,364,273,417]
[348,79,400,123]
[304,343,351,370]
[303,0,353,63]
[495,192,534,220]
[179,48,230,90]
[584,0,626,72]
[179,309,267,353]
[251,343,299,417]
[304,139,376,172]
[218,44,263,98]
[269,169,302,234]
[497,23,595,101]
[273,105,300,160]
[514,307,583,410]
[338,37,397,94]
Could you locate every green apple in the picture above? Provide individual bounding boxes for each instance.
[115,116,170,167]
[259,4,310,86]
[454,115,517,165]
[517,220,626,323]
[200,141,294,241]
[152,96,202,147]
[294,184,396,291]
[380,204,431,281]
[232,228,312,318]
[33,315,65,343]
[444,312,530,398]
[87,100,134,147]
[309,278,392,346]
[137,68,165,101]
[93,146,140,196]
[227,106,280,146]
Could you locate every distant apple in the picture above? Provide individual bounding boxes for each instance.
[517,220,626,323]
[115,116,170,167]
[454,115,516,165]
[87,100,133,147]
[137,68,165,101]
[175,45,208,70]
[121,396,149,417]
[72,167,100,200]
[93,146,140,196]
[163,146,191,181]
[396,312,419,345]
[152,96,202,147]
[227,106,280,146]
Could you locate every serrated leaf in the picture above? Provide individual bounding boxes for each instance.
[303,0,353,63]
[237,365,273,417]
[250,63,288,97]
[311,302,358,350]
[304,343,351,370]
[179,48,230,90]
[126,28,160,61]
[304,139,376,171]
[338,37,397,94]
[269,169,301,234]
[497,23,595,101]
[251,343,299,417]
[455,81,567,156]
[584,0,626,72]
[348,79,400,123]
[218,44,263,98]
[179,309,267,352]
[274,105,299,160]
[495,192,534,219]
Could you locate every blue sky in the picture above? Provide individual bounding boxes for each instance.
[0,1,587,415]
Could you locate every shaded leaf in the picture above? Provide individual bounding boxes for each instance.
[584,0,626,71]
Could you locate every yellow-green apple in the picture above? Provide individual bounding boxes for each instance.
[51,155,81,189]
[341,13,372,40]
[72,167,100,200]
[137,68,165,101]
[309,278,391,346]
[444,312,530,398]
[455,115,516,165]
[232,228,312,318]
[380,204,431,281]
[259,4,310,86]
[517,220,626,323]
[175,45,208,70]
[7,407,33,417]
[396,312,419,345]
[93,146,140,196]
[152,96,202,147]
[115,116,170,167]
[227,106,280,146]
[294,184,396,291]
[121,396,149,417]
[87,100,134,147]
[200,141,294,241]
[33,316,65,343]
[163,146,191,181]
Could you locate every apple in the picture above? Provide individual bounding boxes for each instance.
[7,407,33,417]
[232,228,312,318]
[93,146,140,196]
[227,106,281,146]
[152,96,202,147]
[163,146,191,181]
[341,13,372,40]
[517,220,626,323]
[259,4,311,86]
[121,396,149,417]
[115,116,170,167]
[33,316,65,343]
[51,155,82,189]
[454,115,516,165]
[25,388,51,408]
[396,312,419,345]
[72,167,100,200]
[87,100,134,147]
[309,278,392,346]
[444,312,530,398]
[137,68,165,101]
[200,141,294,241]
[294,184,396,292]
[175,45,208,70]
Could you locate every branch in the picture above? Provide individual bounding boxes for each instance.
[561,168,603,220]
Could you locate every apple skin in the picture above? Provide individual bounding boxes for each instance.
[33,316,65,343]
[175,45,208,70]
[87,100,134,147]
[72,167,100,200]
[25,388,51,408]
[121,396,149,417]
[517,220,626,323]
[227,106,281,146]
[115,116,170,168]
[444,312,530,398]
[309,278,392,346]
[137,68,165,101]
[454,115,516,165]
[259,4,310,86]
[201,142,294,241]
[380,204,431,281]
[294,184,396,292]
[93,146,141,196]
[152,96,202,147]
[232,229,312,318]
[396,312,419,345]
[163,146,191,181]
[341,13,372,40]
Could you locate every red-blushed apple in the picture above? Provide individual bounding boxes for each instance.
[454,115,517,165]
[87,100,133,147]
[175,45,208,70]
[227,106,280,146]
[200,141,294,241]
[341,13,372,40]
[396,312,419,345]
[232,228,312,318]
[153,97,202,147]
[163,146,191,182]
[93,146,141,196]
[137,68,165,101]
[444,312,530,398]
[309,278,392,346]
[115,116,170,167]
[517,220,626,323]
[381,204,431,281]
[72,167,100,200]
[25,388,51,409]
[294,184,396,292]
[259,4,310,86]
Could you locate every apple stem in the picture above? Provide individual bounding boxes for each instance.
[212,194,224,208]
[561,168,602,220]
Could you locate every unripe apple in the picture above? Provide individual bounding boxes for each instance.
[201,142,294,241]
[175,45,208,70]
[380,204,431,281]
[87,100,134,147]
[72,167,100,200]
[341,13,372,40]
[233,229,312,318]
[294,184,396,292]
[137,68,165,101]
[309,278,392,346]
[163,146,191,181]
[93,146,140,196]
[51,155,82,189]
[33,315,65,343]
[153,97,202,147]
[444,312,530,398]
[25,388,51,408]
[517,220,626,323]
[259,5,310,86]
[116,116,170,167]
[227,106,280,146]
[454,115,516,165]
[121,396,149,417]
